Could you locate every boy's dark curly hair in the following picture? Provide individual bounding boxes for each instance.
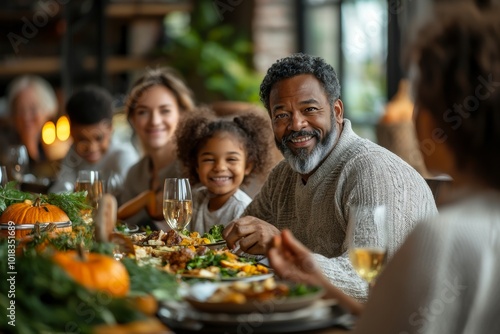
[176,106,273,185]
[259,53,341,114]
[407,3,500,188]
[66,85,113,125]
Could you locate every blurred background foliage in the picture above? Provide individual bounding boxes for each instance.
[160,0,263,104]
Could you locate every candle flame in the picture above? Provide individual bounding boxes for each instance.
[56,115,71,141]
[42,121,56,145]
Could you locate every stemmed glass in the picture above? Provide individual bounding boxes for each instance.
[0,166,8,187]
[347,205,388,290]
[163,178,193,234]
[105,171,123,197]
[75,170,103,215]
[6,145,29,183]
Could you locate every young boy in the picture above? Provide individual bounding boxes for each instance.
[49,85,139,194]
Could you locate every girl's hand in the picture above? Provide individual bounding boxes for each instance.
[117,190,154,220]
[146,190,164,220]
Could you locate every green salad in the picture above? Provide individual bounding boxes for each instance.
[180,224,225,243]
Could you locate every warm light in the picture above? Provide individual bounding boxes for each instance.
[56,115,71,141]
[41,116,72,161]
[42,121,56,145]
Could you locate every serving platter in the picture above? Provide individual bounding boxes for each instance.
[157,298,353,334]
[180,271,274,282]
[183,278,323,312]
[185,282,322,313]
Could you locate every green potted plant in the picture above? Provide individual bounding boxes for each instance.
[160,0,263,104]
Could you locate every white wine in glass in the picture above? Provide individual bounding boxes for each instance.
[0,166,8,187]
[348,205,388,288]
[163,178,192,233]
[75,170,103,211]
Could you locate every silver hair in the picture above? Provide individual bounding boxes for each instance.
[7,75,58,118]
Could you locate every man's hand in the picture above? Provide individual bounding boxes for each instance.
[223,216,280,255]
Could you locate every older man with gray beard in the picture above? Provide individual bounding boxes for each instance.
[223,53,437,301]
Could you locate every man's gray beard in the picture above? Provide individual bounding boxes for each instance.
[276,127,337,175]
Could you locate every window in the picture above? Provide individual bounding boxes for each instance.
[299,0,388,141]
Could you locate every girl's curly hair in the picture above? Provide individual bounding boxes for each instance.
[176,106,274,185]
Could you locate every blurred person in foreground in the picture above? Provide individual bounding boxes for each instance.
[268,3,500,333]
[4,75,58,177]
[223,52,437,301]
[49,85,139,194]
[117,67,195,230]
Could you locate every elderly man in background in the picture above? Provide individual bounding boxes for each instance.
[6,75,58,162]
[223,53,437,301]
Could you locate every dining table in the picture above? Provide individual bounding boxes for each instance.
[1,192,356,334]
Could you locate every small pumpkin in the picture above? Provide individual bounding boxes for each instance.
[52,246,130,297]
[0,198,72,238]
[16,223,59,255]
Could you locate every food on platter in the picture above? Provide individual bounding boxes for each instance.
[204,278,288,303]
[114,221,140,234]
[184,277,324,313]
[133,243,269,280]
[132,224,225,247]
[201,224,225,243]
[170,248,269,279]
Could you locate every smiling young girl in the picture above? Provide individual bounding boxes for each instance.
[176,107,273,234]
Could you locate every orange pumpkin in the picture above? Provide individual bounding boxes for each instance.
[0,198,72,238]
[16,226,59,255]
[52,247,130,297]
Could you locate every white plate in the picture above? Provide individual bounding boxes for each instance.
[179,271,274,282]
[191,299,336,323]
[184,281,324,314]
[202,240,227,249]
[220,272,274,282]
[158,298,351,333]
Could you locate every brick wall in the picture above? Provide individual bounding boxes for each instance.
[253,0,297,73]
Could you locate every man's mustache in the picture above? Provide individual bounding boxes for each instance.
[281,130,320,145]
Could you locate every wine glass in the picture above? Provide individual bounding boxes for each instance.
[104,171,123,197]
[163,178,193,234]
[347,205,388,290]
[6,145,29,183]
[0,166,8,187]
[75,170,103,214]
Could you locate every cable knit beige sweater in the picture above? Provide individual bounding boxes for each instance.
[244,119,438,301]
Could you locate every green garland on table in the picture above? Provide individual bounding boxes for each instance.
[0,182,91,225]
[0,244,145,334]
[0,182,95,251]
[0,182,34,212]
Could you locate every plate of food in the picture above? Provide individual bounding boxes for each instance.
[176,248,271,281]
[132,224,226,248]
[114,221,139,234]
[184,278,324,314]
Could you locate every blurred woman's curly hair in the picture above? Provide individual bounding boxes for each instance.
[176,106,273,185]
[407,3,500,188]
